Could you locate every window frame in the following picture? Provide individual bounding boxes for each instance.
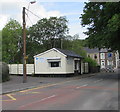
[49,61,61,68]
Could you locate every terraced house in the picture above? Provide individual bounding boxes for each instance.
[84,47,120,69]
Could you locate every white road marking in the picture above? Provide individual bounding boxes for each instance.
[76,84,88,89]
[94,79,103,83]
[40,95,56,101]
[20,94,56,108]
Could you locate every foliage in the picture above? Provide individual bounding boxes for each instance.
[70,39,87,58]
[2,19,22,64]
[2,17,92,65]
[84,57,98,66]
[61,35,98,66]
[80,2,120,52]
[26,17,69,63]
[28,16,69,50]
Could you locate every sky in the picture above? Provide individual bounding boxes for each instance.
[0,0,88,39]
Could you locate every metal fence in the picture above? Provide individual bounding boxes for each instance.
[8,64,34,75]
[8,63,89,75]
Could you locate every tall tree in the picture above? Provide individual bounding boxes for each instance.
[28,16,69,50]
[2,19,22,63]
[80,2,120,52]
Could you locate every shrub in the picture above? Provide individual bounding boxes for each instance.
[85,57,98,67]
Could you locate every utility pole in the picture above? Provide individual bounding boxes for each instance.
[61,38,63,49]
[23,7,27,83]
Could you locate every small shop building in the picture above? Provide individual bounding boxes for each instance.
[34,48,83,76]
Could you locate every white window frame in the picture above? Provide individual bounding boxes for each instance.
[101,60,105,68]
[100,53,105,59]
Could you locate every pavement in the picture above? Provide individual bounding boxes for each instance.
[1,71,117,95]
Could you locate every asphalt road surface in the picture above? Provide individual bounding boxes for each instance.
[2,72,119,110]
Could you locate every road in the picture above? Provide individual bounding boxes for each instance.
[2,72,119,110]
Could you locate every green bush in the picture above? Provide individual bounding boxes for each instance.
[85,57,98,67]
[0,62,10,82]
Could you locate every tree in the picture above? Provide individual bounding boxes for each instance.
[2,19,22,63]
[80,2,120,52]
[28,16,69,50]
[71,39,87,58]
[61,34,87,58]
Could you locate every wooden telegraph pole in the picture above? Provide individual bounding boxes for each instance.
[23,7,27,83]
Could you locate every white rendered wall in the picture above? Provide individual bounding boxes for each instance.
[34,49,67,74]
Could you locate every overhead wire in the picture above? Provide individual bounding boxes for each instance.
[25,2,30,22]
[25,8,41,19]
[25,12,34,26]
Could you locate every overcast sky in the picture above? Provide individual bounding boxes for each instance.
[0,0,88,39]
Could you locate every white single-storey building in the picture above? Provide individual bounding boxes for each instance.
[34,48,84,76]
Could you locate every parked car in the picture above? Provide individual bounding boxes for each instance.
[106,65,114,72]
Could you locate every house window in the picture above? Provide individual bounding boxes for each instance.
[101,60,105,68]
[108,53,112,57]
[102,61,105,66]
[50,62,60,67]
[88,55,90,57]
[94,54,97,59]
[100,53,105,59]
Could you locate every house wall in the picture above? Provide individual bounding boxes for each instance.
[107,52,116,68]
[99,52,107,69]
[34,49,67,74]
[99,52,117,69]
[81,60,84,74]
[85,48,119,69]
[115,51,120,68]
[87,53,100,65]
[66,57,74,73]
[66,57,83,74]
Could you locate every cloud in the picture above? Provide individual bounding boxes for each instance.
[69,24,87,39]
[0,14,10,30]
[0,0,87,39]
[0,0,62,30]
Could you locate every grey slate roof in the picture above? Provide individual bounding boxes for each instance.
[84,47,111,53]
[55,48,82,58]
[99,48,108,52]
[84,47,99,53]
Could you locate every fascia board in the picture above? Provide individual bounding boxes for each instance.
[34,48,67,58]
[53,48,67,57]
[34,48,54,58]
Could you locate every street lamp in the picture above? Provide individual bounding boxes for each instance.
[22,1,36,83]
[30,1,36,4]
